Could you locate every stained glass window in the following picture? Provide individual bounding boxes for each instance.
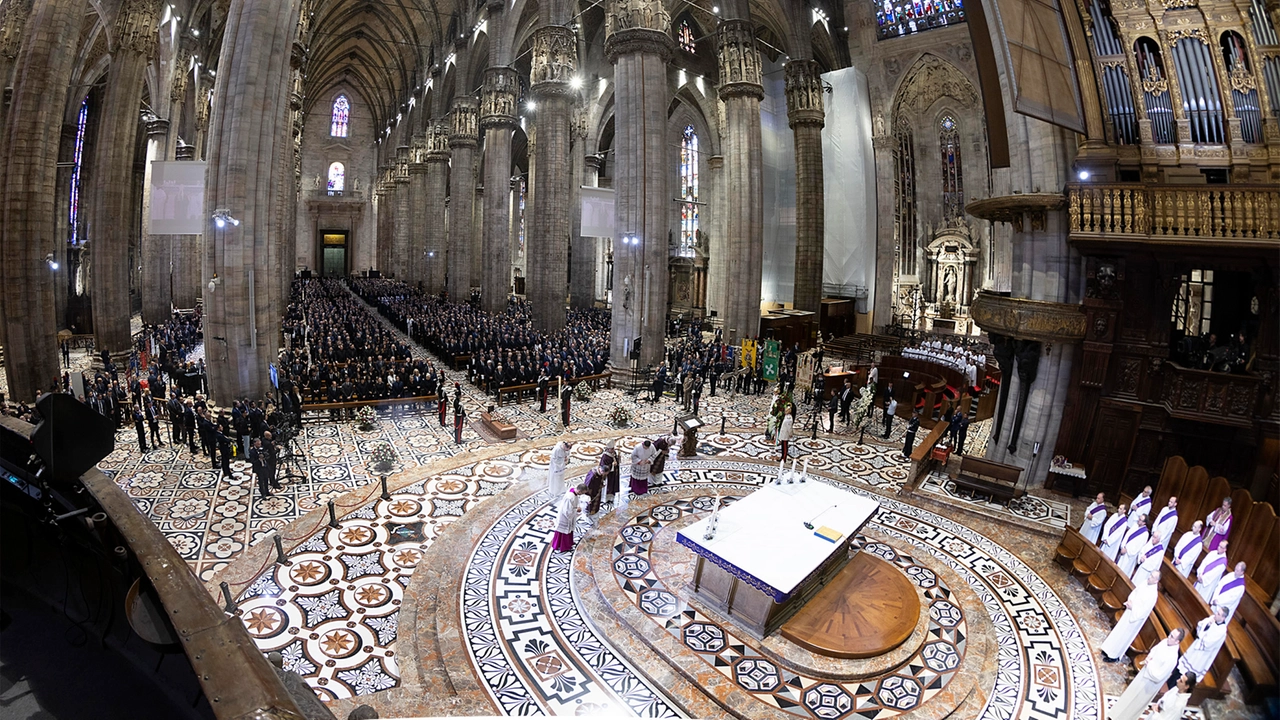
[518,177,527,256]
[69,98,88,245]
[327,162,345,194]
[894,121,916,276]
[679,21,696,54]
[678,125,699,258]
[330,95,350,137]
[876,0,965,41]
[939,115,964,221]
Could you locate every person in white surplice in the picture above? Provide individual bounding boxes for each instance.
[1151,673,1194,720]
[1150,497,1178,545]
[1108,628,1184,720]
[1208,562,1247,619]
[547,440,572,499]
[1131,532,1166,586]
[1193,541,1230,602]
[1100,503,1129,561]
[1178,605,1229,679]
[1117,523,1149,577]
[1081,493,1108,544]
[1171,521,1204,577]
[1101,572,1160,662]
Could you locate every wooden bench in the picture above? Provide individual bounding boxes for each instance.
[1230,578,1279,703]
[1155,557,1239,704]
[300,395,438,421]
[907,421,949,487]
[480,412,517,440]
[452,354,472,371]
[953,455,1022,504]
[496,383,539,407]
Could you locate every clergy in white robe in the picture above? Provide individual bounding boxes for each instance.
[1101,573,1160,661]
[1172,522,1203,577]
[548,440,572,499]
[1100,504,1129,561]
[1151,498,1178,545]
[1194,544,1229,602]
[1081,493,1108,544]
[1109,629,1183,720]
[550,484,586,552]
[1117,524,1149,577]
[1132,533,1167,585]
[1152,674,1194,720]
[1178,606,1229,678]
[1129,487,1153,524]
[629,440,656,495]
[1208,563,1247,619]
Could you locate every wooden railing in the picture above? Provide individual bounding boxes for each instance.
[1159,361,1262,427]
[1068,183,1280,242]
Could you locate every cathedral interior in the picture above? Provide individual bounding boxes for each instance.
[0,0,1278,718]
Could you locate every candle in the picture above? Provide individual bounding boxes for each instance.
[803,458,809,475]
[792,459,797,474]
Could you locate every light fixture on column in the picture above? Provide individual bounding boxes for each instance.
[1077,169,1091,181]
[569,75,584,90]
[44,253,59,271]
[211,209,240,228]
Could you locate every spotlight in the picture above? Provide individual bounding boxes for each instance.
[1077,170,1090,181]
[713,5,720,12]
[526,100,537,111]
[569,75,584,90]
[44,253,59,271]
[214,216,225,228]
[212,209,240,228]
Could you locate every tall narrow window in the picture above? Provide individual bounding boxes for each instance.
[517,177,527,256]
[939,114,964,222]
[1135,38,1176,143]
[894,120,917,277]
[327,162,345,194]
[679,21,697,54]
[678,125,699,258]
[330,95,350,138]
[69,98,88,245]
[1221,31,1262,143]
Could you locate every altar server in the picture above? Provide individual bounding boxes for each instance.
[1194,541,1229,602]
[550,483,587,552]
[1081,493,1108,544]
[1151,673,1194,720]
[1207,562,1247,619]
[1151,497,1178,544]
[778,409,795,460]
[1117,521,1150,577]
[601,440,621,504]
[1179,606,1229,679]
[548,440,572,499]
[1132,532,1167,585]
[1129,486,1153,524]
[1204,497,1232,552]
[1172,521,1204,577]
[1101,572,1160,662]
[629,439,656,496]
[1109,628,1184,720]
[1100,504,1128,561]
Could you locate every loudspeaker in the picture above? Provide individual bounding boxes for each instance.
[30,393,116,486]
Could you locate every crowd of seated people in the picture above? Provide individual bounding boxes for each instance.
[348,278,610,395]
[901,335,988,389]
[279,278,443,406]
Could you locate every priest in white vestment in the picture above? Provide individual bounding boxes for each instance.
[1131,532,1166,585]
[1171,521,1203,577]
[1081,493,1108,544]
[1109,629,1183,720]
[547,440,572,499]
[1194,542,1230,602]
[1129,486,1153,524]
[1151,497,1178,545]
[1178,606,1229,678]
[629,439,656,495]
[550,483,587,552]
[1208,562,1247,619]
[1100,504,1129,561]
[1101,572,1160,662]
[1151,673,1194,720]
[1117,523,1149,577]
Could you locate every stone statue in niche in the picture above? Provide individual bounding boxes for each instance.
[352,178,360,193]
[874,114,886,137]
[942,267,957,304]
[313,174,322,189]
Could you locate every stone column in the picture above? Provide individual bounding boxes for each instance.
[447,101,478,300]
[786,59,825,315]
[605,0,672,368]
[171,143,201,308]
[141,117,173,324]
[376,170,393,272]
[0,0,36,373]
[90,0,161,358]
[408,133,428,287]
[705,154,725,319]
[717,19,764,343]
[393,146,410,279]
[480,66,518,312]
[203,0,300,403]
[423,124,449,294]
[527,25,576,332]
[1,0,85,399]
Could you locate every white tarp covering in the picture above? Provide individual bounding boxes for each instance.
[761,55,797,306]
[580,186,616,239]
[148,161,207,235]
[821,67,877,309]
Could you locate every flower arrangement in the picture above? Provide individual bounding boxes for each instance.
[610,405,632,427]
[573,382,592,401]
[370,442,397,470]
[849,385,876,442]
[356,405,377,430]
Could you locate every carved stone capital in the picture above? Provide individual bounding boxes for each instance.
[970,292,1087,342]
[426,123,451,161]
[605,26,676,62]
[449,100,479,147]
[410,132,429,168]
[965,193,1066,232]
[174,143,196,160]
[114,0,161,58]
[785,59,825,128]
[170,47,193,102]
[0,0,33,61]
[530,25,578,97]
[604,0,674,62]
[145,117,170,136]
[395,146,410,182]
[717,20,763,100]
[480,66,520,128]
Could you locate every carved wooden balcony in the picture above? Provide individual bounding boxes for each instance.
[1067,183,1280,248]
[1159,361,1262,428]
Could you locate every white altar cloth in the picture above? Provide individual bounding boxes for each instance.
[677,480,879,602]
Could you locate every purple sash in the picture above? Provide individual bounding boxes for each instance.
[1126,526,1148,545]
[1143,542,1165,561]
[1201,554,1227,577]
[1177,535,1202,560]
[1215,575,1245,597]
[1132,495,1151,514]
[1105,517,1125,541]
[1088,504,1106,518]
[1154,508,1174,528]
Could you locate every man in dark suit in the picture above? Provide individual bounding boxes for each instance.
[216,429,234,478]
[248,439,271,498]
[261,431,281,491]
[902,412,920,459]
[838,380,854,425]
[133,407,149,453]
[955,414,970,455]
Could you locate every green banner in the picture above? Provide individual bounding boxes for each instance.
[762,339,781,381]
